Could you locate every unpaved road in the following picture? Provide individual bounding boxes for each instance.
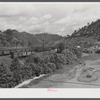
[20,53,100,88]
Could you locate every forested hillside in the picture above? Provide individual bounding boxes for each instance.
[0,29,63,48]
[64,19,100,48]
[71,19,100,39]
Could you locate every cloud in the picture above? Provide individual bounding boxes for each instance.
[16,14,52,33]
[0,4,36,17]
[41,14,52,20]
[0,3,100,36]
[53,4,100,35]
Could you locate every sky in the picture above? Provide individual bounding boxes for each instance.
[0,3,100,36]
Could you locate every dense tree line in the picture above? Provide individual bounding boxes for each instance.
[0,46,82,88]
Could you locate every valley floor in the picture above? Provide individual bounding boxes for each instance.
[20,53,100,88]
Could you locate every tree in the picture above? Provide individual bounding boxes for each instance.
[1,36,7,48]
[0,62,7,77]
[28,41,32,50]
[3,29,13,42]
[0,62,13,88]
[72,47,82,59]
[66,35,70,38]
[87,22,90,26]
[20,41,25,47]
[10,57,21,84]
[13,38,20,49]
[57,42,65,53]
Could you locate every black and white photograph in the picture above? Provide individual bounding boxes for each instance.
[1,2,100,89]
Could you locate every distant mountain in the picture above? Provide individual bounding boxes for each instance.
[0,29,64,48]
[35,33,63,46]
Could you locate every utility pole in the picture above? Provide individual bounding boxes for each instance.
[42,39,45,51]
